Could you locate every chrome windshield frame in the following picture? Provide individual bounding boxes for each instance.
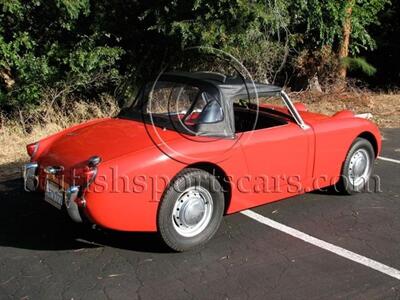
[280,91,310,130]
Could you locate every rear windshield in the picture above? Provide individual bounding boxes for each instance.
[119,81,223,132]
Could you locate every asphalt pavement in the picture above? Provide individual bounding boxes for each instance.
[0,129,399,300]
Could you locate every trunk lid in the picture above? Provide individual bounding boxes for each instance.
[39,118,176,168]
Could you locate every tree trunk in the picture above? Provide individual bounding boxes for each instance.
[338,0,355,80]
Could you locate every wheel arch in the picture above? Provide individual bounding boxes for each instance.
[183,162,232,214]
[357,131,378,157]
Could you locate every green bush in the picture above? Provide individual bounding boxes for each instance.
[0,0,392,113]
[0,0,123,111]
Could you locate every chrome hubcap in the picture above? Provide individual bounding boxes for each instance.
[348,149,370,187]
[172,186,213,237]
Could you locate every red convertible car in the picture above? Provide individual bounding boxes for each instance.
[23,71,381,251]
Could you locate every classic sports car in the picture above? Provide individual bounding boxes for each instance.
[23,71,381,251]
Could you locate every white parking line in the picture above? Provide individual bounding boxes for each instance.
[378,156,400,164]
[241,209,400,281]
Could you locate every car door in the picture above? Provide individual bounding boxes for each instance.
[239,121,313,197]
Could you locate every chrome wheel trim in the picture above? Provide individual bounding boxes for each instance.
[172,186,214,238]
[348,148,371,187]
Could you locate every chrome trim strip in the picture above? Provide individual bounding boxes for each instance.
[280,91,310,130]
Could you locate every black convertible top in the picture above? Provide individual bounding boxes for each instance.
[120,71,285,138]
[151,71,284,137]
[160,71,282,100]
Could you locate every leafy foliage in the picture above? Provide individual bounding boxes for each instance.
[0,0,394,112]
[342,57,377,76]
[289,0,390,84]
[290,0,390,54]
[0,0,123,110]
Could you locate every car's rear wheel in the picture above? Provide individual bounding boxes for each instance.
[158,168,224,252]
[337,137,375,194]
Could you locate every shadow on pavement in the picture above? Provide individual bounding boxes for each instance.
[0,160,25,182]
[0,178,170,253]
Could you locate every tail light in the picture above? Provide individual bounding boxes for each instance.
[88,156,101,168]
[83,155,102,188]
[83,166,97,185]
[27,142,39,158]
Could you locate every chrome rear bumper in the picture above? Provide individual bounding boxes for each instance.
[22,162,84,223]
[23,162,38,192]
[65,185,83,223]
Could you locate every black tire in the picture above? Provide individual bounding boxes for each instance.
[158,168,225,252]
[337,137,375,194]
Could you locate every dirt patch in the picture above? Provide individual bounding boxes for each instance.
[290,92,400,128]
[0,96,119,182]
[0,123,65,182]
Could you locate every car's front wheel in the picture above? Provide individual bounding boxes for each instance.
[338,137,375,194]
[158,168,224,252]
